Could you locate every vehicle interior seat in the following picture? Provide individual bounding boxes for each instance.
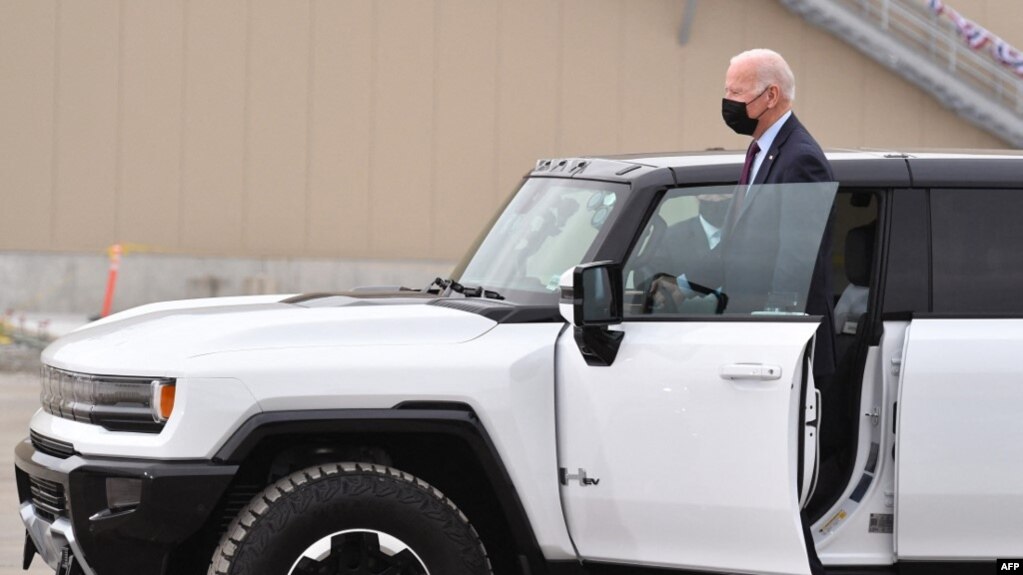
[834,221,875,344]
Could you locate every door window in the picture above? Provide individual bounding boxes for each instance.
[623,182,837,317]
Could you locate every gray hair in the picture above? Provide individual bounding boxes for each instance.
[731,48,796,101]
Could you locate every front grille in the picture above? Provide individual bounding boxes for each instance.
[30,430,76,459]
[29,475,66,522]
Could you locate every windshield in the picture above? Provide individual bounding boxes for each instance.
[454,178,629,305]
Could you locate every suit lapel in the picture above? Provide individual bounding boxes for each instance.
[731,114,800,231]
[751,114,799,186]
[751,149,777,186]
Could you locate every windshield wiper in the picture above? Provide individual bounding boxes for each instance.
[426,278,505,300]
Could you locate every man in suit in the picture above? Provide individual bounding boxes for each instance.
[649,51,835,575]
[648,193,728,287]
[722,47,835,575]
[651,48,835,377]
[721,48,836,379]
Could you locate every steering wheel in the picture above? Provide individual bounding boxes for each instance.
[643,272,729,315]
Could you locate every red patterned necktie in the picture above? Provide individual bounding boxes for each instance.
[739,140,760,185]
[728,141,760,230]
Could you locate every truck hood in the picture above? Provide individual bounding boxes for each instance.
[42,294,499,376]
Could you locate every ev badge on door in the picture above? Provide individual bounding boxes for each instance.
[559,468,600,486]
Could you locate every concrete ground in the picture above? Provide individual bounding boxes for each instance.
[1,371,61,575]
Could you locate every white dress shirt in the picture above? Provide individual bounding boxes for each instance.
[676,215,724,297]
[699,215,722,250]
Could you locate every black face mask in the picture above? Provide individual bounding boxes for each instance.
[699,198,730,229]
[721,88,768,136]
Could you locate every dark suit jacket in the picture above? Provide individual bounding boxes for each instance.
[725,113,837,377]
[650,216,723,290]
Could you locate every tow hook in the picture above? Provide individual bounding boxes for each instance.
[58,547,84,575]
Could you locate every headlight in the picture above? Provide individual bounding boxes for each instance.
[40,366,176,432]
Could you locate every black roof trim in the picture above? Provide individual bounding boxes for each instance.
[529,151,1022,188]
[906,158,1023,188]
[832,158,911,187]
[530,157,658,182]
[670,164,742,186]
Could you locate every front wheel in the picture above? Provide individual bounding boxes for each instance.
[208,463,493,575]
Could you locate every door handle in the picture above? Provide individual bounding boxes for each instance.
[720,363,782,381]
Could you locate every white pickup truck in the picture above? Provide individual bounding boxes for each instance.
[15,151,1023,575]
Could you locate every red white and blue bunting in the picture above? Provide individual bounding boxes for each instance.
[926,0,1023,76]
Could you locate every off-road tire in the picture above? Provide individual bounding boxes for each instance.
[208,462,493,575]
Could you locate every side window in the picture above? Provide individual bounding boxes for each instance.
[623,183,836,317]
[931,188,1023,314]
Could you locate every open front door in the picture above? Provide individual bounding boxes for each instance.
[556,182,836,574]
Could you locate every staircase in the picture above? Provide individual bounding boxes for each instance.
[778,0,1023,148]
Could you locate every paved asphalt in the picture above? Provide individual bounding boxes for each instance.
[1,370,64,575]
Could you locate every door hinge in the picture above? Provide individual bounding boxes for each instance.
[559,467,600,487]
[865,406,881,427]
[891,356,902,377]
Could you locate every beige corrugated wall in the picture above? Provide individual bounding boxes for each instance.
[1,0,1017,262]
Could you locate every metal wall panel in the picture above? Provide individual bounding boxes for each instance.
[306,0,374,258]
[52,0,120,250]
[0,0,1012,261]
[119,0,184,249]
[181,0,247,254]
[0,0,56,249]
[245,0,311,256]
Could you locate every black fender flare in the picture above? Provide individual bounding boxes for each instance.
[214,404,546,574]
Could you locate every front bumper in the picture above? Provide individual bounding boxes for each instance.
[14,436,238,575]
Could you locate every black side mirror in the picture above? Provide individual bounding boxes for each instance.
[574,261,623,326]
[559,261,624,366]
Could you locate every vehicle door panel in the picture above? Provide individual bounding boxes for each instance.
[896,319,1023,559]
[556,320,818,573]
[555,182,837,574]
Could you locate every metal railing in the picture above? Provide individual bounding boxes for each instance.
[779,0,1023,147]
[844,0,1023,115]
